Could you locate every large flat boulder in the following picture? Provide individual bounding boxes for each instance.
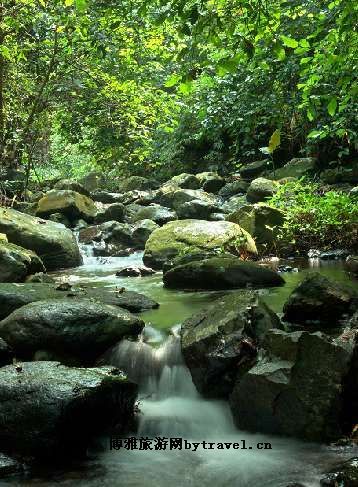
[0,362,137,459]
[143,219,257,270]
[181,292,282,398]
[163,256,284,290]
[0,298,144,364]
[283,272,357,326]
[0,241,45,282]
[36,190,97,223]
[0,208,82,270]
[0,282,159,320]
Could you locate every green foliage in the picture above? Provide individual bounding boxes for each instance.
[268,180,358,252]
[1,0,357,181]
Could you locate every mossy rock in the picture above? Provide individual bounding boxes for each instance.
[143,219,257,269]
[227,204,285,246]
[36,190,97,223]
[0,207,82,270]
[0,241,45,283]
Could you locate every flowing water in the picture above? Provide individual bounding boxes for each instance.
[7,248,358,486]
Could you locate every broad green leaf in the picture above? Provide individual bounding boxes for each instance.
[65,0,74,5]
[273,43,286,61]
[327,97,337,116]
[268,129,281,154]
[179,81,193,95]
[165,74,181,88]
[75,0,87,12]
[281,36,299,49]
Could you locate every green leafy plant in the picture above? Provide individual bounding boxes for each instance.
[268,180,358,253]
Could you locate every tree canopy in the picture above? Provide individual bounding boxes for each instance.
[0,0,357,179]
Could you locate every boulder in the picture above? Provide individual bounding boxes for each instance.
[320,457,358,486]
[0,362,137,459]
[176,199,221,220]
[79,221,134,256]
[246,178,279,203]
[94,203,126,224]
[166,173,200,189]
[53,178,90,197]
[156,187,218,212]
[266,157,317,180]
[196,172,225,193]
[239,160,268,180]
[0,282,159,320]
[132,204,177,226]
[36,190,97,223]
[117,176,158,193]
[91,191,123,204]
[131,219,159,249]
[143,219,257,270]
[181,292,282,397]
[283,272,357,326]
[0,241,45,282]
[227,204,285,247]
[25,272,55,283]
[230,330,358,441]
[0,208,82,271]
[220,195,247,213]
[218,180,250,198]
[116,266,155,277]
[163,256,285,290]
[0,298,144,364]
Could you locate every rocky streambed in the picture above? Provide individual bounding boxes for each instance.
[0,164,357,485]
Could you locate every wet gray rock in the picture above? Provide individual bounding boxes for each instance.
[116,266,155,277]
[230,329,358,441]
[181,292,282,398]
[131,219,159,249]
[132,204,177,226]
[0,298,144,364]
[283,272,357,326]
[218,180,250,198]
[94,203,126,224]
[0,362,137,459]
[163,256,285,290]
[176,199,221,220]
[0,282,159,320]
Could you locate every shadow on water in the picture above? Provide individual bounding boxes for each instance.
[19,251,357,486]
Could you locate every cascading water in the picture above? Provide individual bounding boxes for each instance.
[109,326,234,439]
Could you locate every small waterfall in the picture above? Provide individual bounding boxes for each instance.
[109,326,234,439]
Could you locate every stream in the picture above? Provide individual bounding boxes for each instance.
[7,249,358,487]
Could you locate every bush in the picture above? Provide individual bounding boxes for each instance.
[268,180,358,253]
